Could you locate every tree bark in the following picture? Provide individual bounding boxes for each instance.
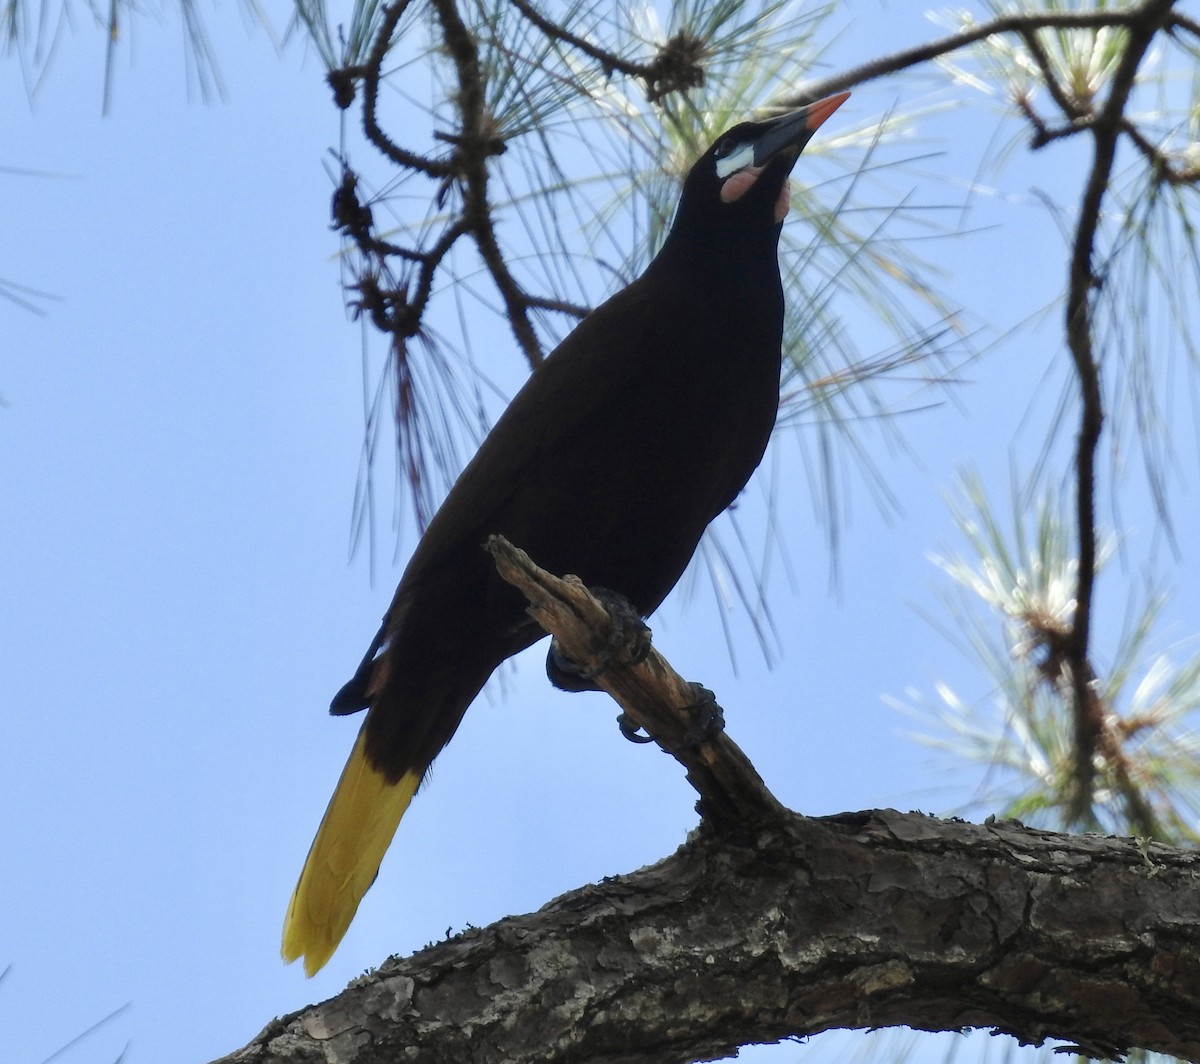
[219,809,1200,1064]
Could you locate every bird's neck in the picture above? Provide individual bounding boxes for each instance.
[651,226,784,298]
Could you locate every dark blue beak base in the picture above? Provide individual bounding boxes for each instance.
[751,91,850,168]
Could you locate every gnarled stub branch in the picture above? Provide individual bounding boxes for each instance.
[485,534,786,828]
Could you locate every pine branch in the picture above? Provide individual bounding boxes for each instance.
[789,9,1142,102]
[215,810,1200,1063]
[1061,0,1180,824]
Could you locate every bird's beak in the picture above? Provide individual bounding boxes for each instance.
[751,91,851,169]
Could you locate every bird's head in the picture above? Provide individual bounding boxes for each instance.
[668,91,849,245]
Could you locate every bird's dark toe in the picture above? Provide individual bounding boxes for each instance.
[544,587,652,692]
[589,587,652,665]
[616,684,725,753]
[617,713,656,743]
[546,640,603,692]
[672,683,725,751]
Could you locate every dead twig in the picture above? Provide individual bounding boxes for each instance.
[487,535,787,828]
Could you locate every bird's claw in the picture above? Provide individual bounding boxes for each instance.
[590,586,652,668]
[544,587,651,692]
[617,713,656,743]
[546,639,599,692]
[669,684,726,752]
[616,683,725,752]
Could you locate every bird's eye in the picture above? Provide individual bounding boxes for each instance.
[713,137,735,159]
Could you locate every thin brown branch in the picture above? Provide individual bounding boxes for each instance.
[429,0,545,368]
[524,293,590,320]
[345,218,473,340]
[508,0,706,103]
[1095,715,1166,840]
[1171,11,1200,38]
[347,0,556,372]
[789,9,1141,102]
[359,2,455,177]
[487,535,787,827]
[1120,117,1200,184]
[1062,0,1179,825]
[1017,26,1089,121]
[409,218,471,324]
[507,0,640,79]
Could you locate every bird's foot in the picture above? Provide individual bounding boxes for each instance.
[617,683,726,752]
[545,587,651,692]
[675,684,726,751]
[617,713,657,743]
[546,640,602,692]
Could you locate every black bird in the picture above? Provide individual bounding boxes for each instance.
[283,92,849,975]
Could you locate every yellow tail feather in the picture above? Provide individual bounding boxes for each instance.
[282,726,421,976]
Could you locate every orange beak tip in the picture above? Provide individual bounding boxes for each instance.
[805,90,851,131]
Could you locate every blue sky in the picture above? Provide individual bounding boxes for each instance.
[3,3,1197,1062]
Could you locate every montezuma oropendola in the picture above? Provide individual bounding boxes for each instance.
[283,92,850,975]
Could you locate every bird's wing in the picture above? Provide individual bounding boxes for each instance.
[400,274,675,577]
[329,276,674,714]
